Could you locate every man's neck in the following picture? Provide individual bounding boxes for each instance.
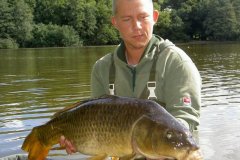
[125,47,145,65]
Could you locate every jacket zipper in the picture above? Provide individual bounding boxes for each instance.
[127,66,136,92]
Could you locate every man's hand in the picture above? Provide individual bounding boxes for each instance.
[59,136,77,154]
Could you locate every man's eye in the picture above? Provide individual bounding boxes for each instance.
[141,15,149,19]
[123,18,130,22]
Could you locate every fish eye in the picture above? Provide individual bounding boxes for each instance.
[166,131,173,139]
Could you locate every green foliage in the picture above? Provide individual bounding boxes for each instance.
[187,0,208,40]
[80,1,98,41]
[87,0,119,45]
[0,0,33,47]
[203,0,238,40]
[27,23,81,47]
[33,0,98,45]
[24,0,36,10]
[0,38,19,49]
[1,0,240,48]
[157,0,240,41]
[155,9,189,41]
[0,0,12,38]
[232,0,240,39]
[92,24,120,45]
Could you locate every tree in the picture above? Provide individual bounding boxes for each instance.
[0,38,18,49]
[0,0,33,47]
[232,0,240,39]
[27,23,81,47]
[79,1,97,44]
[154,8,189,41]
[0,0,13,39]
[24,0,36,11]
[33,0,98,45]
[155,0,199,41]
[188,0,209,40]
[90,0,119,45]
[204,0,238,40]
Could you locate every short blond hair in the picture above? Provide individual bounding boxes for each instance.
[112,0,153,15]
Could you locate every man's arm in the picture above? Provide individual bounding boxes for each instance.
[162,47,201,131]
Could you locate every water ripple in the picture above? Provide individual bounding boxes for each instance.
[0,45,239,159]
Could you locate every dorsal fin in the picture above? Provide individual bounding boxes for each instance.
[52,101,83,118]
[52,95,116,118]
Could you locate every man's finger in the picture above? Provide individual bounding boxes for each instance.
[65,139,76,154]
[59,135,66,147]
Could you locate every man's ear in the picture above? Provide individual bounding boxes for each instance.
[111,16,118,29]
[153,10,159,24]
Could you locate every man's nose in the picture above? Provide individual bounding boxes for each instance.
[132,20,142,30]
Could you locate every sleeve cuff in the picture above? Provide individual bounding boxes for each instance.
[177,118,190,129]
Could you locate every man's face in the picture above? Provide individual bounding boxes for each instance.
[111,0,159,50]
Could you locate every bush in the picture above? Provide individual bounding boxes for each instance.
[87,24,119,45]
[0,0,33,48]
[0,38,19,49]
[27,23,82,47]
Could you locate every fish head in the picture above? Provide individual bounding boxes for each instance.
[133,116,199,160]
[152,124,199,159]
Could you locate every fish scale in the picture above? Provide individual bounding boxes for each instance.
[66,102,145,156]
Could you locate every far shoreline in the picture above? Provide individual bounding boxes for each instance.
[176,40,240,46]
[1,40,240,50]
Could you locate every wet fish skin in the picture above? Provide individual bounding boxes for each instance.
[21,95,199,160]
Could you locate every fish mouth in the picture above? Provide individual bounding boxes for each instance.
[150,156,177,160]
[167,158,177,160]
[187,137,199,151]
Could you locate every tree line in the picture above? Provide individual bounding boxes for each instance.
[1,0,240,49]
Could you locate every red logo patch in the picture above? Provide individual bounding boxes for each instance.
[183,97,191,105]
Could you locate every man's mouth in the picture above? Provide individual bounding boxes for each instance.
[132,34,144,40]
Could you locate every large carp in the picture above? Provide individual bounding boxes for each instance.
[22,95,199,160]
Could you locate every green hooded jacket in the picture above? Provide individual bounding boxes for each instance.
[90,35,201,131]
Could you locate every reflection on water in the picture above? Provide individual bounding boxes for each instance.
[0,43,240,159]
[184,43,240,160]
[0,47,114,157]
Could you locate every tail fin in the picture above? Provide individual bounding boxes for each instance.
[22,127,52,160]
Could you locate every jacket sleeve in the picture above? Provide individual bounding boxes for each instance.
[162,47,202,131]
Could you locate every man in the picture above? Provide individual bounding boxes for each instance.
[61,0,202,157]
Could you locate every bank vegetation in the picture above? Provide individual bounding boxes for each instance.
[1,0,240,49]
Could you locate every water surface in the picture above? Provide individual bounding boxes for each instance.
[0,43,239,159]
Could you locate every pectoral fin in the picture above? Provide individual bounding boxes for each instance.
[111,157,120,160]
[119,153,136,160]
[87,154,108,160]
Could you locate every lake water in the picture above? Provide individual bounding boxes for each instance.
[0,43,239,160]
